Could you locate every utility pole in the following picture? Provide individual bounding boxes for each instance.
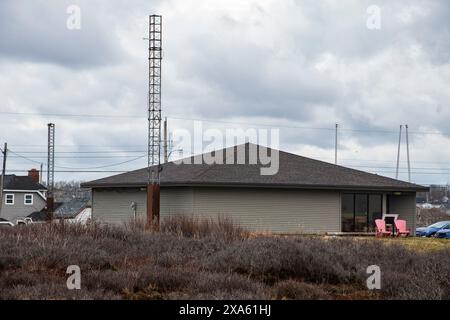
[395,125,403,180]
[47,123,55,221]
[0,143,7,217]
[405,124,411,182]
[39,163,43,184]
[164,117,168,163]
[147,14,162,228]
[334,123,338,165]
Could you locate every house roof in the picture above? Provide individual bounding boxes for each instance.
[28,202,64,221]
[81,143,428,192]
[54,198,90,219]
[2,175,46,191]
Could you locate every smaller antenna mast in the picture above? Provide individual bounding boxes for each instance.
[405,124,411,182]
[47,123,55,221]
[334,123,338,165]
[395,125,402,180]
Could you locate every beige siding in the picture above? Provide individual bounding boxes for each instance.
[94,187,419,234]
[92,188,147,224]
[388,193,416,233]
[161,187,341,234]
[160,188,194,215]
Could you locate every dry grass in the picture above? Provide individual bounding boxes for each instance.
[0,216,449,300]
[379,237,450,252]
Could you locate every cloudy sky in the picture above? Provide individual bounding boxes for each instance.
[1,0,450,185]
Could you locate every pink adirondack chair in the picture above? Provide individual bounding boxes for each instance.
[395,219,410,237]
[375,219,392,237]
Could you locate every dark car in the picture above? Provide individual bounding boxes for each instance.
[416,221,450,237]
[435,229,450,239]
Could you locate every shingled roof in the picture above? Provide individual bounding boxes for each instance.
[54,198,90,219]
[82,143,428,192]
[2,175,46,191]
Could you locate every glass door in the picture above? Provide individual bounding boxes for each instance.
[368,194,382,232]
[342,193,383,232]
[341,194,354,232]
[355,194,368,232]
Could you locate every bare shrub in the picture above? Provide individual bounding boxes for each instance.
[416,207,450,227]
[189,272,269,298]
[203,237,356,284]
[1,222,449,300]
[381,250,450,300]
[135,265,194,293]
[3,283,121,300]
[123,285,164,300]
[123,217,147,233]
[273,280,329,300]
[83,270,138,293]
[160,215,249,241]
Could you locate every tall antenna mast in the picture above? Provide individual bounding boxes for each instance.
[47,123,55,220]
[334,123,338,165]
[147,14,162,226]
[405,124,411,182]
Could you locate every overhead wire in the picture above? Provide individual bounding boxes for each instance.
[3,110,450,183]
[7,149,146,170]
[1,110,450,135]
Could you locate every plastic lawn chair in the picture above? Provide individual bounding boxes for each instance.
[394,219,410,237]
[375,219,392,237]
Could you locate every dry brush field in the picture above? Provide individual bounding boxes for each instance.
[0,216,449,300]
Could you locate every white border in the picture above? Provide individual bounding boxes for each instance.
[5,193,14,205]
[382,214,399,221]
[3,189,46,200]
[24,194,33,205]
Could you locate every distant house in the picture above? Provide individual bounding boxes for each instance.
[1,169,47,223]
[53,198,91,224]
[28,198,91,224]
[82,143,428,234]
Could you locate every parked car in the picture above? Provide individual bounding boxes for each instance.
[435,229,450,239]
[16,217,33,225]
[0,220,14,227]
[416,221,450,237]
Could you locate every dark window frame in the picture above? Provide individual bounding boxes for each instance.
[342,192,383,232]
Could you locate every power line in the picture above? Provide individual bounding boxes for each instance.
[7,155,146,159]
[337,158,450,165]
[7,149,42,165]
[345,165,450,171]
[2,110,450,135]
[54,155,146,170]
[11,150,146,154]
[5,168,450,175]
[366,171,450,175]
[7,150,450,166]
[7,149,146,170]
[6,170,128,173]
[6,144,147,148]
[0,111,143,119]
[8,148,450,172]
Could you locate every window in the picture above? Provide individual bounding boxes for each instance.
[24,194,33,205]
[342,193,383,232]
[355,194,368,232]
[5,194,14,205]
[368,194,382,231]
[341,194,355,232]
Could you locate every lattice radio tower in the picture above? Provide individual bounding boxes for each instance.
[47,123,55,220]
[147,15,162,226]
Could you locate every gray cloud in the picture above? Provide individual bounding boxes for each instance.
[0,0,450,185]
